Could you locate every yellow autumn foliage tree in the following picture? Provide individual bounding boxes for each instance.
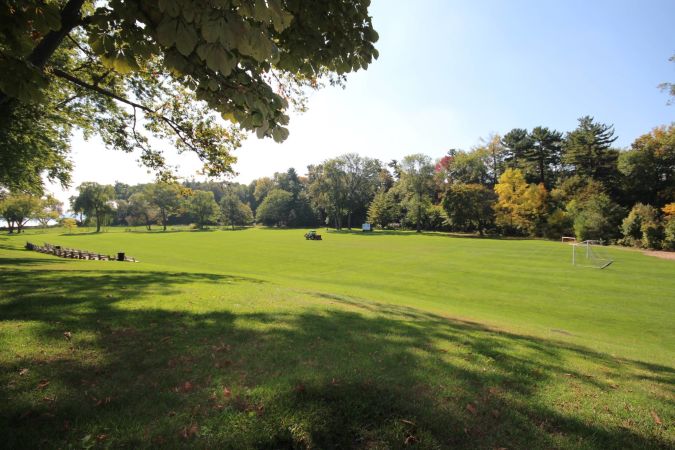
[494,168,548,235]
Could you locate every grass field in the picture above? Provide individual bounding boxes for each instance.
[1,227,673,448]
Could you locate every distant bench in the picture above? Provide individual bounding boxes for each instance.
[25,242,138,262]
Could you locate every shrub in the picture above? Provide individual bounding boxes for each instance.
[567,193,625,242]
[620,203,663,249]
[663,216,675,250]
[425,204,449,231]
[61,218,77,234]
[544,208,573,239]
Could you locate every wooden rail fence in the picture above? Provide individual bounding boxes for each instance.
[25,242,138,262]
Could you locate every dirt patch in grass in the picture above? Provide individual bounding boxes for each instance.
[643,250,675,260]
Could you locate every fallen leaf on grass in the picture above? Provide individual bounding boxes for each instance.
[63,331,72,340]
[466,403,477,415]
[19,368,28,376]
[651,411,662,426]
[37,379,50,390]
[179,423,199,439]
[96,434,108,442]
[92,396,112,407]
[404,434,418,445]
[42,396,56,403]
[212,343,231,353]
[223,387,231,397]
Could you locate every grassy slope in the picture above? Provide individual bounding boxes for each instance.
[0,228,673,449]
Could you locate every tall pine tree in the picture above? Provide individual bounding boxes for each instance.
[527,126,563,187]
[563,116,619,183]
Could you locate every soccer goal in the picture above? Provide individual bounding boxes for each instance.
[572,240,613,269]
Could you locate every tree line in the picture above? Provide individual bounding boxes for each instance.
[1,117,673,250]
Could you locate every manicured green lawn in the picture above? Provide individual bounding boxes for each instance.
[1,227,673,448]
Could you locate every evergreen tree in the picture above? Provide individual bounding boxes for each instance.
[563,116,619,183]
[501,128,532,172]
[527,127,563,186]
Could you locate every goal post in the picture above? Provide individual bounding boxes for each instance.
[572,240,613,269]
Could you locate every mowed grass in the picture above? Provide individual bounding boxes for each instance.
[0,227,673,449]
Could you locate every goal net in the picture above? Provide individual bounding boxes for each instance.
[572,240,613,269]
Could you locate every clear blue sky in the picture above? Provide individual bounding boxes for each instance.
[358,0,674,148]
[49,0,675,202]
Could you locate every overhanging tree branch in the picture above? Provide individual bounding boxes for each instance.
[51,68,202,155]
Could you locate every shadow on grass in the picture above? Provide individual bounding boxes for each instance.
[0,265,672,448]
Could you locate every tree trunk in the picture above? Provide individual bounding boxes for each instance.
[96,212,101,232]
[416,203,422,233]
[347,212,352,230]
[539,160,545,185]
[162,209,167,231]
[492,152,498,186]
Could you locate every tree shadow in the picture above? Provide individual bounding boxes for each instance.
[0,268,671,448]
